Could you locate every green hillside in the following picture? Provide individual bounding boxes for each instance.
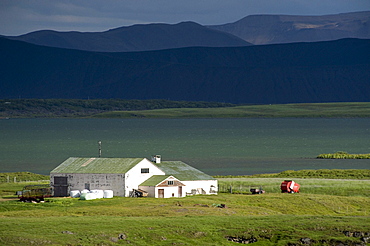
[3,100,370,118]
[0,99,234,118]
[94,102,370,118]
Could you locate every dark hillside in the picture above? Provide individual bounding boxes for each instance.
[6,21,251,52]
[107,38,370,67]
[0,38,369,104]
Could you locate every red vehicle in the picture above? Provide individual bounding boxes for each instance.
[280,180,300,193]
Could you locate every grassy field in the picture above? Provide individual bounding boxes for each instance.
[93,102,370,118]
[0,99,234,118]
[0,172,49,183]
[2,101,370,118]
[0,171,369,245]
[218,177,370,197]
[216,169,370,180]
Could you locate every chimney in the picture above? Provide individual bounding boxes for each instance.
[151,155,161,163]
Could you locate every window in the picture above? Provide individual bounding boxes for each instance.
[141,168,149,173]
[168,180,174,185]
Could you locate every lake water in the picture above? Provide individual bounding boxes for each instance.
[1,118,369,175]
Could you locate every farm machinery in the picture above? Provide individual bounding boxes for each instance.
[280,180,300,193]
[17,184,52,202]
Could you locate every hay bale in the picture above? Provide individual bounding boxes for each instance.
[70,190,80,198]
[80,192,96,200]
[90,190,104,199]
[103,190,113,198]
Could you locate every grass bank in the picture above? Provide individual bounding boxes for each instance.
[215,169,370,180]
[317,151,370,159]
[93,102,370,118]
[218,177,370,197]
[2,100,370,118]
[0,172,49,183]
[0,99,234,118]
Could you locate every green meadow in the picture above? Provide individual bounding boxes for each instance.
[2,100,370,118]
[0,170,369,245]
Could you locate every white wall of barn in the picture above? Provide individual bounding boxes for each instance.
[155,186,181,198]
[139,186,184,198]
[181,180,218,195]
[124,159,165,197]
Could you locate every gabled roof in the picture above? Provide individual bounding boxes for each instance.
[154,161,216,181]
[50,157,144,174]
[139,175,186,187]
[139,175,172,186]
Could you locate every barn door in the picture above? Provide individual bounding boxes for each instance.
[53,176,68,197]
[158,189,164,198]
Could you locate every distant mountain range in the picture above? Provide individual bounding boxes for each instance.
[6,21,251,52]
[5,11,370,51]
[1,11,369,104]
[209,11,370,45]
[1,37,369,104]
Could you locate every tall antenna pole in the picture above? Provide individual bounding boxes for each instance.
[98,141,102,157]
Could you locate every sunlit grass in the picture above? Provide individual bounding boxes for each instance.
[218,177,370,197]
[0,198,369,245]
[1,172,370,245]
[216,169,370,180]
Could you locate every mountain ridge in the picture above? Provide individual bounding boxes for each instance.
[208,11,370,45]
[1,37,369,104]
[6,21,251,52]
[4,11,369,51]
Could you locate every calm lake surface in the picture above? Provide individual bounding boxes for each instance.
[1,118,369,175]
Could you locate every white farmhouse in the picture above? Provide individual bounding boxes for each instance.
[50,155,217,198]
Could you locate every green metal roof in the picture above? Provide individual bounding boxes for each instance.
[50,157,143,174]
[139,175,170,186]
[155,161,215,181]
[51,158,215,181]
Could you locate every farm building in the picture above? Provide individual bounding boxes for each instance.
[50,155,217,198]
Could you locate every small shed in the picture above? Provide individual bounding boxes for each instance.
[154,161,218,196]
[139,175,186,198]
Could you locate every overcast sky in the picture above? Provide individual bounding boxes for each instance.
[1,0,369,36]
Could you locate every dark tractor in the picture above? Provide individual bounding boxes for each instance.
[18,185,52,202]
